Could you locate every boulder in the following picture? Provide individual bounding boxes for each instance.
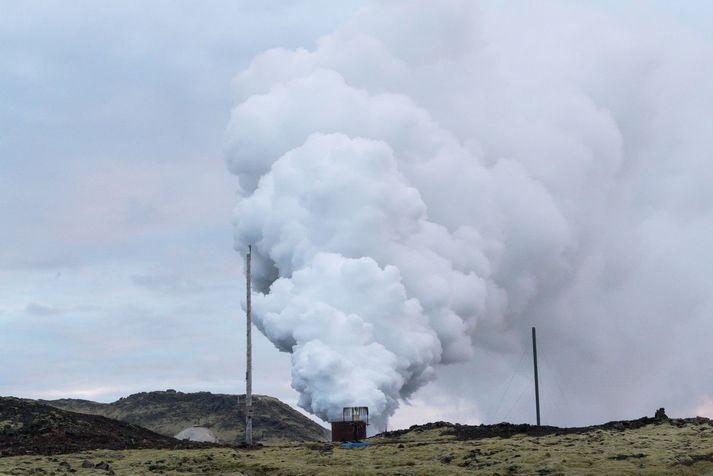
[174,426,221,443]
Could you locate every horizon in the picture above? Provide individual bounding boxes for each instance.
[6,386,691,433]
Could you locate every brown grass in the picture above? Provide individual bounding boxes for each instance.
[2,420,713,475]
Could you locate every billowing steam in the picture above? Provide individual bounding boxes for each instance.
[226,1,713,427]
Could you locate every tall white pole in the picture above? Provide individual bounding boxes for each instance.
[245,245,253,444]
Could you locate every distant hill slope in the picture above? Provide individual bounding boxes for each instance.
[0,397,197,457]
[43,390,328,444]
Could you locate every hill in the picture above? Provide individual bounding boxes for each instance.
[42,390,327,444]
[0,397,202,457]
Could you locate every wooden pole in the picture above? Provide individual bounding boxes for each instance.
[245,245,253,444]
[532,327,541,426]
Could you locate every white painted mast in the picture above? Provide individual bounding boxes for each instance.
[245,245,253,444]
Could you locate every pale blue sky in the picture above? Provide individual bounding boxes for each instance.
[1,1,712,429]
[0,0,365,426]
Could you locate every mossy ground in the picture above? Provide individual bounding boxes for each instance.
[2,420,713,475]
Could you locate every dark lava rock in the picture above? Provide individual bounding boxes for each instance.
[440,454,454,464]
[0,397,217,457]
[655,408,668,420]
[609,453,647,460]
[389,411,713,442]
[94,461,110,470]
[81,460,93,468]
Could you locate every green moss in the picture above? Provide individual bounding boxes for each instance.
[2,421,713,475]
[42,392,327,445]
[0,420,23,431]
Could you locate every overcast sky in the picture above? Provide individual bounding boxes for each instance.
[2,1,713,431]
[0,0,366,427]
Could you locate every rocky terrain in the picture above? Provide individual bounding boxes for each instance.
[0,397,206,458]
[380,407,702,441]
[2,407,713,474]
[42,390,327,444]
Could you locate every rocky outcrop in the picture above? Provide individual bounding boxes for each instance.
[0,397,212,456]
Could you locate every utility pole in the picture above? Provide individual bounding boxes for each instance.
[532,327,541,426]
[245,245,253,445]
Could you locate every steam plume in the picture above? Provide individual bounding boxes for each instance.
[226,0,713,427]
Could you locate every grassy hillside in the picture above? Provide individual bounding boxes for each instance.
[2,414,713,474]
[0,397,200,457]
[42,390,327,445]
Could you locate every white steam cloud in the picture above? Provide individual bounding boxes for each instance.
[226,1,713,427]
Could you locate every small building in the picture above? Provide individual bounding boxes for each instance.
[331,407,368,442]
